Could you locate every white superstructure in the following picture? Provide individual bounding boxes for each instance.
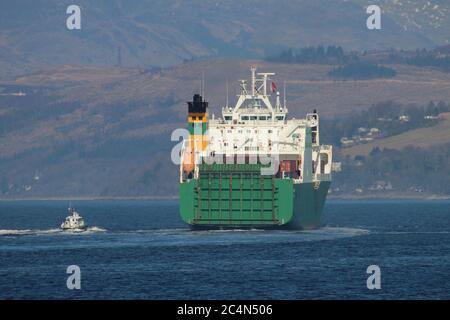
[61,207,87,230]
[196,66,332,183]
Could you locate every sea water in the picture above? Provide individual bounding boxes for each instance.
[0,200,449,299]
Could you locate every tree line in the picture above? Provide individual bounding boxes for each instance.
[334,143,450,195]
[266,45,351,64]
[266,45,450,79]
[320,101,450,146]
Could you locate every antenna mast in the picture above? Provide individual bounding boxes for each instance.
[257,72,275,97]
[226,79,229,107]
[201,71,205,98]
[251,66,256,96]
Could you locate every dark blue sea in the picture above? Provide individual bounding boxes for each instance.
[0,200,449,300]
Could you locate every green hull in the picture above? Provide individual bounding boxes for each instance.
[180,164,330,230]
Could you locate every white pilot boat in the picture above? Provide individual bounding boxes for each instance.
[61,206,87,231]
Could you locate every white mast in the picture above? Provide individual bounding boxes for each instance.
[251,66,256,97]
[226,79,229,107]
[201,71,205,98]
[275,91,281,110]
[223,67,285,120]
[258,72,275,97]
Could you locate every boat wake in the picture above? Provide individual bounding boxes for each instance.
[191,226,370,241]
[61,226,107,234]
[0,226,367,248]
[295,226,370,242]
[0,229,60,236]
[120,226,370,247]
[0,227,106,237]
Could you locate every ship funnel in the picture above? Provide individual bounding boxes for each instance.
[183,94,209,177]
[188,94,208,113]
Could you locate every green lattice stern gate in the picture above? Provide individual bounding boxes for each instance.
[180,164,330,230]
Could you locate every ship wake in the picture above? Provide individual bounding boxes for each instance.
[0,227,106,237]
[120,226,370,247]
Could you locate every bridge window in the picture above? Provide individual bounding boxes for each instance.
[241,116,249,121]
[224,116,232,121]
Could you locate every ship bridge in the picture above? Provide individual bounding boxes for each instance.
[221,66,287,123]
[207,66,322,158]
[181,66,333,186]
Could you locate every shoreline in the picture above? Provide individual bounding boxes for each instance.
[0,196,179,201]
[0,194,449,201]
[328,194,450,201]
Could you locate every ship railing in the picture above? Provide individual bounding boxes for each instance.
[209,119,228,125]
[314,173,332,182]
[312,145,332,152]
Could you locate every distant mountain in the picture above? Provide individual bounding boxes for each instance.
[1,0,450,78]
[353,0,450,44]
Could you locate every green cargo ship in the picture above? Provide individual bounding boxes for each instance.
[179,67,332,229]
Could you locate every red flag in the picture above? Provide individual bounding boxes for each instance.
[271,81,277,93]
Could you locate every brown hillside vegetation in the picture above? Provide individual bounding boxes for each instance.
[8,60,450,118]
[341,113,450,157]
[2,60,450,197]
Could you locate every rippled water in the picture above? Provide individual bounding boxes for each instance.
[0,200,449,299]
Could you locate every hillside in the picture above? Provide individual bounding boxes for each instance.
[1,0,450,78]
[2,60,450,198]
[341,113,450,157]
[353,0,450,45]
